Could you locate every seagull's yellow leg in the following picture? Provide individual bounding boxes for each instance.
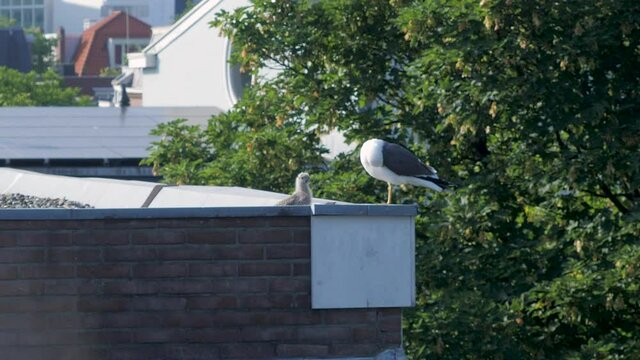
[387,182,393,204]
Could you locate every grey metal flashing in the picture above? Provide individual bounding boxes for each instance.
[312,204,418,217]
[0,205,417,220]
[141,184,169,208]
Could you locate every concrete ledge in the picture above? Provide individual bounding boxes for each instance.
[0,204,417,220]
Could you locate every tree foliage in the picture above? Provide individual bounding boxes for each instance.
[25,28,56,73]
[145,0,640,358]
[0,67,91,106]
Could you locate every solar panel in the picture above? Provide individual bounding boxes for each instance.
[0,107,221,161]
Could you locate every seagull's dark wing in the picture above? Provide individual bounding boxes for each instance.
[382,142,437,177]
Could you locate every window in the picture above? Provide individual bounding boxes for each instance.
[0,0,45,29]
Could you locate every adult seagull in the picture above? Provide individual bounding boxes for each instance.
[360,139,451,204]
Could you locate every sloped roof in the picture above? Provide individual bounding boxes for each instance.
[74,11,152,76]
[143,0,231,55]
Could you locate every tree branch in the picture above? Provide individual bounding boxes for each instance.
[599,182,629,214]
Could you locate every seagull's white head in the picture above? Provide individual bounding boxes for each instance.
[295,172,312,193]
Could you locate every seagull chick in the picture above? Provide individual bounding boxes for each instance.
[360,138,451,204]
[275,172,313,206]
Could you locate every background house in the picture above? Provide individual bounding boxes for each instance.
[73,10,151,76]
[126,0,251,109]
[0,27,31,72]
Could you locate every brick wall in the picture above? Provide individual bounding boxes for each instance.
[0,216,402,359]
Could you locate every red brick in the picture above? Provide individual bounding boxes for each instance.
[324,310,377,325]
[102,280,158,295]
[377,308,402,318]
[330,343,382,357]
[293,262,311,276]
[19,265,75,279]
[132,263,187,278]
[99,312,162,328]
[77,297,130,312]
[379,316,401,332]
[264,311,322,325]
[131,230,185,244]
[212,245,263,260]
[297,326,352,342]
[241,327,296,342]
[268,217,310,228]
[0,281,44,296]
[102,219,157,229]
[295,294,311,308]
[188,328,242,343]
[238,229,292,244]
[17,232,71,246]
[131,297,187,311]
[186,296,237,310]
[51,279,95,295]
[0,232,18,246]
[156,280,214,294]
[158,247,213,261]
[239,263,291,276]
[18,330,78,346]
[266,245,310,259]
[189,263,238,277]
[163,313,211,328]
[354,327,379,342]
[104,247,158,261]
[220,343,276,359]
[0,249,45,263]
[72,230,129,245]
[381,330,402,344]
[277,344,329,357]
[230,278,269,293]
[77,264,130,278]
[0,265,18,279]
[187,231,236,244]
[158,345,221,360]
[0,332,19,346]
[238,294,294,309]
[76,330,132,344]
[292,229,311,244]
[133,329,186,343]
[0,297,74,312]
[0,314,47,330]
[108,347,162,360]
[46,313,101,329]
[47,248,101,263]
[269,278,310,293]
[209,312,254,326]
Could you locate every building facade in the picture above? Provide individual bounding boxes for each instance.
[0,0,182,34]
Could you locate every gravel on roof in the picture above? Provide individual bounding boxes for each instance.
[0,193,93,209]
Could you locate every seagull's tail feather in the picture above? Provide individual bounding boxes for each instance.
[411,175,454,192]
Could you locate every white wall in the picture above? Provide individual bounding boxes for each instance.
[102,0,176,27]
[51,0,102,34]
[142,0,249,109]
[311,216,416,309]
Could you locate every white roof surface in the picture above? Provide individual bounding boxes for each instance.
[0,168,343,208]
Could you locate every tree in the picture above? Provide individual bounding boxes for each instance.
[25,28,57,73]
[0,16,16,28]
[0,67,91,106]
[146,1,640,358]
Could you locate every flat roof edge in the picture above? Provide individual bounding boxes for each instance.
[0,205,417,220]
